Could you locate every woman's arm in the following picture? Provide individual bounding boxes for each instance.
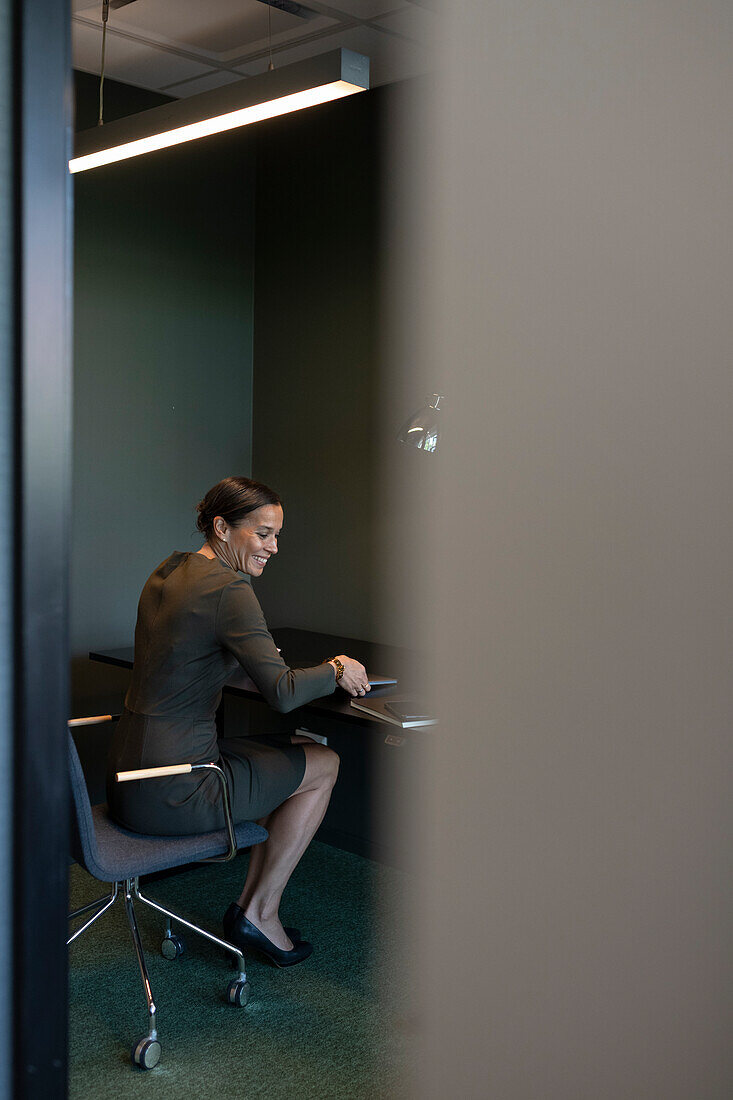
[215,581,347,712]
[326,656,371,697]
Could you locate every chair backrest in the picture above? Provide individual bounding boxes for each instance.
[68,729,103,875]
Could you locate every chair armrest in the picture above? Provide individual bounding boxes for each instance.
[116,763,192,782]
[70,717,240,861]
[115,761,239,863]
[68,714,121,728]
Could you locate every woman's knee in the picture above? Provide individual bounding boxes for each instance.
[324,745,340,784]
[301,742,340,789]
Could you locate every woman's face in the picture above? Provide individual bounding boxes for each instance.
[215,503,283,576]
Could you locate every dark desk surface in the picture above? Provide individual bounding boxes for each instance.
[90,626,422,728]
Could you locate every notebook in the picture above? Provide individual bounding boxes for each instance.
[349,696,437,728]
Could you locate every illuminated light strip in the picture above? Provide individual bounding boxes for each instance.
[69,48,369,175]
[70,80,361,174]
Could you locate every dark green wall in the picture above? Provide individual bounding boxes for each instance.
[72,73,256,717]
[251,89,382,642]
[72,75,386,731]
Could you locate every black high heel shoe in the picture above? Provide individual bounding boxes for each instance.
[223,903,313,968]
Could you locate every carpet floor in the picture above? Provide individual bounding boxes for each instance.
[68,841,408,1099]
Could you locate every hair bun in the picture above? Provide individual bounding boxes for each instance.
[195,477,281,541]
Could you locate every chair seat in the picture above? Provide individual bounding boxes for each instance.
[84,803,268,882]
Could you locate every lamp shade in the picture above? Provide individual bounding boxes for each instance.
[397,394,443,453]
[70,48,369,174]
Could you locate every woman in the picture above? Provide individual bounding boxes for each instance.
[106,476,370,967]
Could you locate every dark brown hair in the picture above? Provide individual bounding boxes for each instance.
[196,477,282,540]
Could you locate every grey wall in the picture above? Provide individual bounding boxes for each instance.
[72,76,256,717]
[251,89,382,643]
[397,1,733,1097]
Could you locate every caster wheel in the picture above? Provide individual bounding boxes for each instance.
[226,978,251,1007]
[161,933,185,960]
[131,1037,161,1070]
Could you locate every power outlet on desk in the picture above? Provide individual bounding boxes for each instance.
[295,727,328,746]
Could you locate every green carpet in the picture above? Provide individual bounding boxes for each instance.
[68,841,407,1098]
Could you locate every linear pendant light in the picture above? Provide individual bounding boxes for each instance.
[70,47,369,174]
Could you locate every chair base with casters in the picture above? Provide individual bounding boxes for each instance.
[68,716,268,1070]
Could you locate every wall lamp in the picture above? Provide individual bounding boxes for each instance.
[70,47,369,174]
[398,394,443,454]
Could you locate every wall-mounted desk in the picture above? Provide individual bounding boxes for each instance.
[94,626,418,723]
[90,627,426,865]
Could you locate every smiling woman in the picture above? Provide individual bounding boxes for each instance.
[106,475,369,965]
[195,477,282,577]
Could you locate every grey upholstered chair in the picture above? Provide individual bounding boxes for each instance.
[68,716,268,1070]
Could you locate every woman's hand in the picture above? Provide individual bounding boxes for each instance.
[329,655,371,697]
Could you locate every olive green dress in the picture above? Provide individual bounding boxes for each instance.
[106,552,336,835]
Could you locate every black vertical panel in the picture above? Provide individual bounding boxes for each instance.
[13,0,71,1095]
[0,0,14,1094]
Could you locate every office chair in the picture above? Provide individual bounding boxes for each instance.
[68,715,268,1070]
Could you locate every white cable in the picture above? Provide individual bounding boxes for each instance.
[98,0,109,126]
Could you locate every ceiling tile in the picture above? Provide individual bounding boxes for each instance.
[72,1,426,94]
[160,69,248,97]
[236,24,429,86]
[217,16,340,66]
[74,0,338,63]
[308,0,410,17]
[72,19,213,91]
[374,4,439,44]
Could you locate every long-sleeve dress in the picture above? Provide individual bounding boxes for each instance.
[106,551,336,835]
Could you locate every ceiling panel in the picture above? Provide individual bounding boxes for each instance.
[73,18,213,91]
[307,0,411,17]
[74,0,337,61]
[159,68,248,96]
[71,0,434,94]
[376,4,437,43]
[236,24,429,84]
[213,15,340,66]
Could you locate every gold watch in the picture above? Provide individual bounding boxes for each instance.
[330,657,345,683]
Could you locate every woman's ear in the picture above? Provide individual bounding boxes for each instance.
[213,515,229,542]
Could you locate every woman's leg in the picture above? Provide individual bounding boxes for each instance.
[240,735,312,896]
[236,741,339,950]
